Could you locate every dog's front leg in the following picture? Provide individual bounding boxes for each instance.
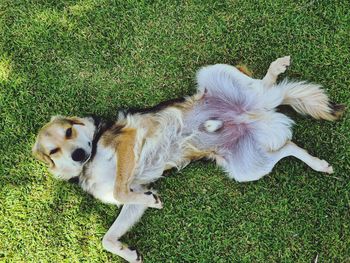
[113,128,162,209]
[102,204,147,263]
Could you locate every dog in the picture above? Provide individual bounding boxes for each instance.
[32,56,344,262]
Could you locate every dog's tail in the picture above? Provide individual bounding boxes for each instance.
[276,80,345,121]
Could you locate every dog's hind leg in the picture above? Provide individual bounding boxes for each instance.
[262,56,291,88]
[222,140,333,182]
[196,57,290,98]
[102,204,147,263]
[196,64,259,96]
[269,141,334,174]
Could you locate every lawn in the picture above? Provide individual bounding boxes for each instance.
[1,0,349,262]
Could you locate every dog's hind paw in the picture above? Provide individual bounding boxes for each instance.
[311,159,334,174]
[321,160,334,174]
[269,56,291,76]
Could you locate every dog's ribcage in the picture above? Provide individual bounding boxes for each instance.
[132,107,193,184]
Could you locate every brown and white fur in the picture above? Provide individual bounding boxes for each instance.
[32,56,344,262]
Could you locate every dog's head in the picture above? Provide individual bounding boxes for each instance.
[32,116,96,180]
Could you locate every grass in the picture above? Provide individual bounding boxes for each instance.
[1,0,349,262]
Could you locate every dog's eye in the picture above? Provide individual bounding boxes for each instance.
[65,128,72,139]
[49,148,59,155]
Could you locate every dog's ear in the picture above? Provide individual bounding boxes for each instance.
[50,115,86,127]
[50,115,65,122]
[32,141,55,168]
[65,117,85,126]
[51,115,85,126]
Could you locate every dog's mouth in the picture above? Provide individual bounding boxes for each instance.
[81,153,91,165]
[81,143,93,165]
[80,139,95,166]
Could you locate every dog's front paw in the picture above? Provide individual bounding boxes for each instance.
[270,55,291,76]
[144,191,163,209]
[128,246,143,263]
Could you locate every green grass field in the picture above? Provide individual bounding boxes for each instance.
[1,0,349,262]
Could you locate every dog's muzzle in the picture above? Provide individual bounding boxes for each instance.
[71,148,89,163]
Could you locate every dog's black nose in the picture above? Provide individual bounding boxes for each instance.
[71,148,87,162]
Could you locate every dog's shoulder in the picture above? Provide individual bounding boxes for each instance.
[100,122,126,147]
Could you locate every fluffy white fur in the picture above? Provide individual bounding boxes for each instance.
[192,63,331,182]
[87,57,336,261]
[33,56,342,262]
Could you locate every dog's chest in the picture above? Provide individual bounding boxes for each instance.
[80,109,193,203]
[81,146,120,205]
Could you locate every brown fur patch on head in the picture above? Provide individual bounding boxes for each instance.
[235,64,253,77]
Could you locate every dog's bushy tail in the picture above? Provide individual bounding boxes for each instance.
[276,80,345,121]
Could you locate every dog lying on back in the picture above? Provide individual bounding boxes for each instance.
[32,56,344,262]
